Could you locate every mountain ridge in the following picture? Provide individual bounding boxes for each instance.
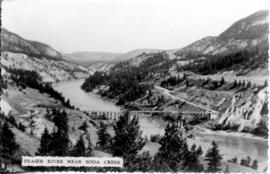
[1,28,63,60]
[174,10,269,58]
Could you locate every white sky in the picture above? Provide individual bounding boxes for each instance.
[2,0,269,53]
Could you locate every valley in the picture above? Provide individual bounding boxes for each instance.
[0,9,268,173]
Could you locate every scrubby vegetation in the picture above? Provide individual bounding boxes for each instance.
[6,68,73,108]
[82,53,173,105]
[177,46,268,74]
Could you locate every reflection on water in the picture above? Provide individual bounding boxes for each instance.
[53,79,120,112]
[139,116,268,170]
[54,79,268,170]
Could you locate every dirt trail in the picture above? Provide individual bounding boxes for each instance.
[154,85,218,113]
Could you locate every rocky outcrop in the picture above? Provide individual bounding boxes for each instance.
[216,87,268,135]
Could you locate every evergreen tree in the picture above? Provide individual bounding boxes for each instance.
[36,127,52,156]
[220,77,225,86]
[72,134,86,157]
[251,160,258,170]
[97,122,111,152]
[50,129,71,156]
[247,81,251,88]
[154,123,188,172]
[111,111,145,168]
[185,78,189,88]
[85,134,93,157]
[233,80,238,88]
[182,144,204,172]
[47,109,71,156]
[232,157,238,164]
[0,122,19,155]
[18,122,26,132]
[240,158,247,166]
[196,146,203,156]
[205,141,223,172]
[242,80,246,87]
[183,73,187,80]
[79,121,88,132]
[264,79,268,87]
[125,151,153,172]
[52,110,68,133]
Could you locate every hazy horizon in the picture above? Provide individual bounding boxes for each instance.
[2,0,268,54]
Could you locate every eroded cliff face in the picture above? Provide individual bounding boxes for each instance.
[216,87,268,135]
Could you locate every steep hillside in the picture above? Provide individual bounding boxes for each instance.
[1,51,88,82]
[1,29,89,82]
[88,63,114,74]
[214,87,268,136]
[1,28,62,60]
[175,10,268,57]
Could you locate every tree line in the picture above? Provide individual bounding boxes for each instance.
[93,111,224,172]
[161,73,267,92]
[82,53,173,105]
[6,68,73,108]
[177,46,268,75]
[37,109,92,157]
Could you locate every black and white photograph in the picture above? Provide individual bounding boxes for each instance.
[0,0,269,173]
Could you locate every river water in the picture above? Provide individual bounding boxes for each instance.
[53,79,268,170]
[53,79,120,112]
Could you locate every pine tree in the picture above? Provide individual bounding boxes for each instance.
[97,122,111,152]
[36,127,52,156]
[18,122,26,132]
[85,133,93,157]
[220,77,225,86]
[154,123,188,172]
[232,157,238,164]
[182,144,204,172]
[72,134,86,157]
[196,146,203,156]
[183,73,187,80]
[264,79,268,87]
[125,151,153,172]
[251,160,258,170]
[52,110,68,133]
[111,111,145,168]
[233,80,238,88]
[50,129,71,156]
[79,121,88,132]
[0,122,19,155]
[50,109,71,156]
[185,78,189,88]
[205,141,223,172]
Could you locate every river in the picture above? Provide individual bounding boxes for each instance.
[53,79,268,171]
[53,79,120,112]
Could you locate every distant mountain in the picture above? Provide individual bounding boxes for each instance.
[114,49,163,62]
[64,49,163,67]
[175,10,269,57]
[64,49,163,72]
[1,28,63,60]
[64,51,122,66]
